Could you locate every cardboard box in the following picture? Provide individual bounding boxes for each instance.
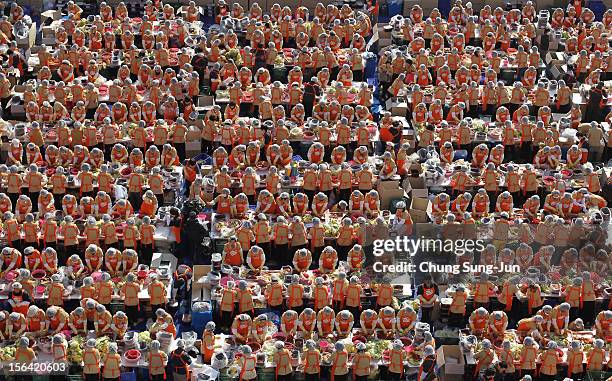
[436,345,465,381]
[40,10,62,24]
[409,209,428,223]
[379,24,392,40]
[403,0,420,16]
[410,196,431,223]
[410,196,430,211]
[197,95,214,107]
[193,265,212,283]
[408,162,423,175]
[380,189,405,209]
[407,176,425,189]
[386,99,408,116]
[545,52,565,65]
[411,188,428,198]
[377,180,400,192]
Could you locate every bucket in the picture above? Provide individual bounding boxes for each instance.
[192,310,213,335]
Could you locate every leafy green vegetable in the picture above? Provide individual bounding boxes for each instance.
[365,340,392,360]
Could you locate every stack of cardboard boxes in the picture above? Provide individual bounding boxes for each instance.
[387,98,409,118]
[192,265,213,303]
[378,23,392,48]
[404,176,431,223]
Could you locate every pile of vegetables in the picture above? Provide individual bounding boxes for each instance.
[273,55,285,66]
[434,328,459,339]
[261,340,278,363]
[509,343,523,360]
[302,214,314,224]
[223,48,243,66]
[406,299,420,311]
[96,336,111,356]
[365,340,392,360]
[0,345,16,361]
[548,334,569,347]
[324,219,342,237]
[472,120,488,133]
[67,336,85,364]
[66,336,111,364]
[138,331,153,347]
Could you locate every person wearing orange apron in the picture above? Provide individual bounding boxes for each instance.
[539,341,561,381]
[313,293,335,330]
[1,246,22,274]
[82,338,101,380]
[448,284,468,327]
[245,245,264,273]
[594,310,612,338]
[148,274,167,320]
[68,306,87,335]
[296,308,316,340]
[47,273,66,307]
[566,341,585,379]
[517,315,545,339]
[488,311,509,340]
[200,321,216,364]
[418,278,439,324]
[14,336,35,365]
[474,340,495,379]
[233,344,256,381]
[516,337,538,378]
[375,306,394,338]
[387,340,407,381]
[469,307,490,335]
[231,312,252,344]
[223,237,243,267]
[331,272,349,311]
[273,341,293,381]
[26,304,45,336]
[292,248,312,274]
[587,339,606,371]
[355,308,377,337]
[6,311,26,340]
[249,314,271,345]
[301,339,321,381]
[303,276,327,313]
[7,281,29,317]
[281,309,300,338]
[101,343,122,381]
[236,280,254,315]
[264,276,283,312]
[551,303,571,334]
[119,273,140,323]
[148,340,168,381]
